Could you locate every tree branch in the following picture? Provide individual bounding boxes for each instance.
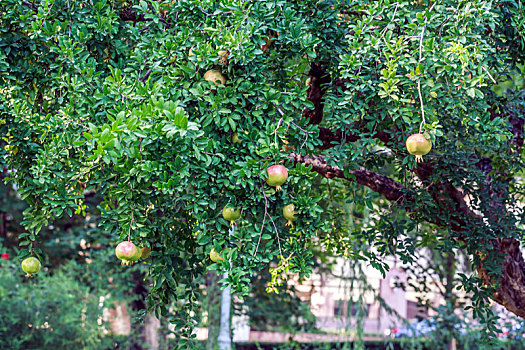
[290,152,411,204]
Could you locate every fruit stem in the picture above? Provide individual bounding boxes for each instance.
[127,212,135,242]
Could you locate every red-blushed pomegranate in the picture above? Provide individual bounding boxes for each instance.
[266,164,288,191]
[222,206,241,226]
[115,241,141,266]
[21,257,41,277]
[406,133,432,162]
[140,246,151,259]
[283,204,297,227]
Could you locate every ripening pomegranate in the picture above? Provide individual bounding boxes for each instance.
[406,133,432,162]
[115,241,141,266]
[21,257,41,277]
[283,204,297,227]
[266,165,288,191]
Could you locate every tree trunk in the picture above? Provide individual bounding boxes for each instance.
[217,272,232,350]
[445,252,457,350]
[206,271,221,350]
[145,314,161,350]
[129,270,148,350]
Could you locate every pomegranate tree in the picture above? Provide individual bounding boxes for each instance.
[266,164,288,191]
[21,257,41,277]
[406,133,432,162]
[222,206,241,226]
[115,241,141,266]
[283,204,297,227]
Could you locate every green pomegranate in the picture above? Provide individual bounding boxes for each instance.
[222,206,241,226]
[140,246,152,259]
[210,248,224,262]
[406,133,432,162]
[266,164,288,192]
[283,204,297,227]
[231,132,241,144]
[21,257,41,277]
[115,241,141,266]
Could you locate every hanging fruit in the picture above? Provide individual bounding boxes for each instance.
[406,133,432,162]
[283,204,297,227]
[266,165,288,192]
[222,206,241,226]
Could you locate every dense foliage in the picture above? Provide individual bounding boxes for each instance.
[2,0,525,344]
[0,254,124,349]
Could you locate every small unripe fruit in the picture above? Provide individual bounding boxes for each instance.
[140,246,151,259]
[21,257,41,277]
[210,248,224,262]
[283,204,297,227]
[232,132,241,144]
[222,206,241,226]
[406,133,432,162]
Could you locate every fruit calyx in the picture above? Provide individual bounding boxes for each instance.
[115,241,141,266]
[266,164,288,192]
[222,206,241,226]
[283,204,297,227]
[406,133,432,162]
[21,257,41,277]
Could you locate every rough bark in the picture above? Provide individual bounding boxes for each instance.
[291,150,525,318]
[297,67,525,317]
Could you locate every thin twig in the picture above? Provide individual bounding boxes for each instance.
[417,3,437,133]
[139,69,153,82]
[290,121,314,150]
[481,66,497,84]
[378,2,399,40]
[254,182,269,256]
[274,118,283,146]
[128,212,135,242]
[270,215,284,262]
